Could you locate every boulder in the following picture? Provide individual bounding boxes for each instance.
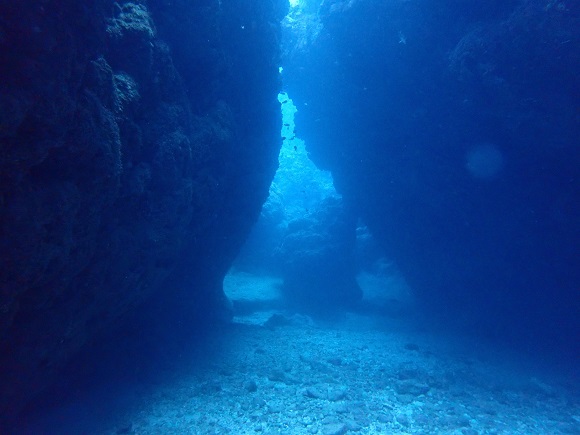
[278,197,362,313]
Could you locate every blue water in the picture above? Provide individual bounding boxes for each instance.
[6,0,580,433]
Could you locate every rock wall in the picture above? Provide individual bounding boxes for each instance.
[284,0,579,350]
[0,0,286,418]
[277,197,361,314]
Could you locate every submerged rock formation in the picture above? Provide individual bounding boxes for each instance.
[284,0,579,350]
[277,197,361,313]
[0,0,286,418]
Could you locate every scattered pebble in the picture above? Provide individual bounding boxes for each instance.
[91,311,578,435]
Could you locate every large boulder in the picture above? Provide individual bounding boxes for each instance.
[278,197,362,313]
[0,0,286,419]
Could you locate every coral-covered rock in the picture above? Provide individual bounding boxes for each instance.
[0,0,286,420]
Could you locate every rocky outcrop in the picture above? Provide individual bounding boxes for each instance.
[0,0,285,418]
[277,197,361,313]
[284,0,579,349]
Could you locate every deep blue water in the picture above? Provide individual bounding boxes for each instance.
[2,0,579,433]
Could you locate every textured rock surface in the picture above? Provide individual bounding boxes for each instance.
[284,0,579,348]
[0,0,285,418]
[277,197,361,312]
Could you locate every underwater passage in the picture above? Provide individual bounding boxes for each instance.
[0,0,578,432]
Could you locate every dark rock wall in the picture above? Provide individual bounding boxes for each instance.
[0,0,285,417]
[284,0,579,350]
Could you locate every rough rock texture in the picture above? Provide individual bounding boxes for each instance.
[277,197,362,313]
[284,0,579,350]
[0,0,285,418]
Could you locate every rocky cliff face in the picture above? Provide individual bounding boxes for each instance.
[0,0,286,418]
[284,0,579,350]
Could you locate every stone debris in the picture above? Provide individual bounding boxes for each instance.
[94,312,579,434]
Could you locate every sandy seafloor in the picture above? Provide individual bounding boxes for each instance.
[19,272,580,435]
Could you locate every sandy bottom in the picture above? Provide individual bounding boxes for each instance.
[18,272,580,435]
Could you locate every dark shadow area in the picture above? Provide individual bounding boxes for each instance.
[0,0,286,423]
[10,296,234,434]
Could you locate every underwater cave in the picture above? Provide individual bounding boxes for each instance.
[0,0,579,433]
